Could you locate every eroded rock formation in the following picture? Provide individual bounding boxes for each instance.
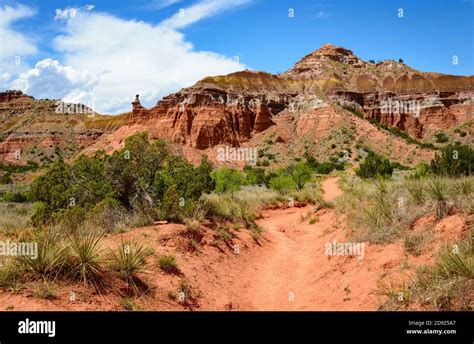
[129,44,473,148]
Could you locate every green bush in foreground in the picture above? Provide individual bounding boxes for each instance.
[29,132,215,228]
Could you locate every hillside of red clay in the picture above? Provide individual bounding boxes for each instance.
[0,177,468,311]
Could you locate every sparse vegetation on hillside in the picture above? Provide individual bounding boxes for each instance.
[367,119,437,150]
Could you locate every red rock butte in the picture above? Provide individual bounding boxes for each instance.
[127,44,473,149]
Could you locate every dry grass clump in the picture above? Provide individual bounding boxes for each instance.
[378,234,473,311]
[336,175,473,244]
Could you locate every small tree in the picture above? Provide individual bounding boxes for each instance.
[356,152,393,179]
[268,172,296,193]
[243,166,266,186]
[288,161,312,190]
[431,144,473,177]
[212,167,243,193]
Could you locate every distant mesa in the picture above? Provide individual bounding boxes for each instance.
[0,90,34,103]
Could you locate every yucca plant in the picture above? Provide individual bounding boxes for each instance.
[427,179,450,220]
[437,246,473,279]
[18,233,67,280]
[68,231,106,286]
[108,240,153,290]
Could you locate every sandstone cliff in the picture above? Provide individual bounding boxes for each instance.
[128,44,473,149]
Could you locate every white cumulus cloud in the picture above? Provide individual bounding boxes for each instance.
[11,58,98,102]
[9,0,249,114]
[0,4,37,76]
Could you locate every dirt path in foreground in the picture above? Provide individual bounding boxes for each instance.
[228,177,379,310]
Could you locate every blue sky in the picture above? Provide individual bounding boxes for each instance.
[0,0,472,113]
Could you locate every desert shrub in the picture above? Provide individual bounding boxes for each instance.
[318,162,345,174]
[0,202,34,232]
[18,232,67,279]
[340,103,364,118]
[435,131,449,143]
[53,206,88,233]
[33,286,56,300]
[337,180,413,243]
[214,226,235,243]
[29,133,215,228]
[403,231,432,256]
[268,172,296,193]
[212,167,243,193]
[289,183,323,204]
[411,162,432,178]
[0,173,12,184]
[431,144,473,177]
[355,151,393,179]
[437,245,473,278]
[201,192,258,228]
[2,191,27,203]
[68,232,106,285]
[0,161,38,174]
[243,166,266,186]
[339,175,473,245]
[157,255,178,273]
[288,161,313,190]
[0,259,25,289]
[87,198,129,232]
[233,185,282,205]
[455,177,473,195]
[120,297,141,311]
[405,180,425,205]
[108,240,153,289]
[305,154,344,174]
[426,178,451,220]
[127,208,156,229]
[30,202,52,227]
[160,184,182,221]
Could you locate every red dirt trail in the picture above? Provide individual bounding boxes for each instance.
[228,177,380,310]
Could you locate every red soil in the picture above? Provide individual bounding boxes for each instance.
[0,178,468,311]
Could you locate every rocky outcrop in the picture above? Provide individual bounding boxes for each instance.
[129,45,473,148]
[0,90,33,103]
[0,91,123,164]
[129,82,279,149]
[327,90,473,138]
